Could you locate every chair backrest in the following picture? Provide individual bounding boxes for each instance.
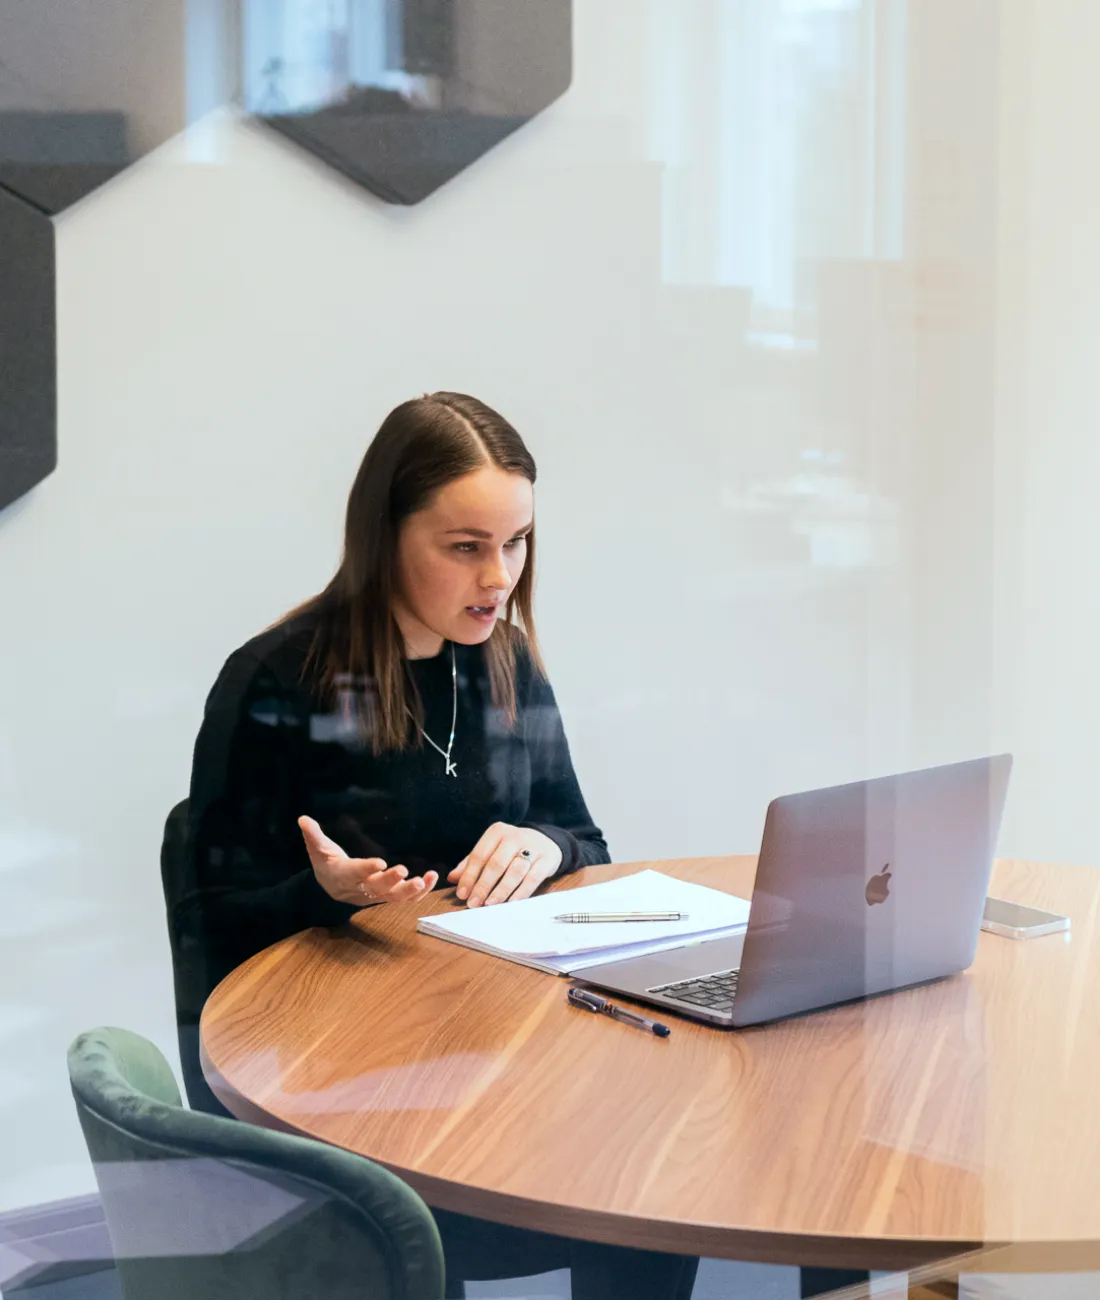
[159,799,189,922]
[159,797,230,1113]
[159,798,195,1022]
[68,1027,445,1300]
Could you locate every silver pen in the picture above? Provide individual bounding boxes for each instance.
[554,911,688,923]
[567,986,671,1037]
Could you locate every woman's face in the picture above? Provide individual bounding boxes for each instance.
[394,466,534,657]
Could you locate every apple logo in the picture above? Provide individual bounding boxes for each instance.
[865,864,892,906]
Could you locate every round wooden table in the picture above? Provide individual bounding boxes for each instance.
[201,856,1100,1281]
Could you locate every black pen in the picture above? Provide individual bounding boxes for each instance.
[567,986,671,1037]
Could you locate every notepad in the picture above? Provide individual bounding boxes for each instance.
[416,869,751,976]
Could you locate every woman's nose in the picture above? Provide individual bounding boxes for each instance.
[480,554,511,590]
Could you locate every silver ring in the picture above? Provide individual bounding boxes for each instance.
[358,881,371,899]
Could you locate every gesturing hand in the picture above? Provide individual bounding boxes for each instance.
[447,824,563,907]
[298,816,438,906]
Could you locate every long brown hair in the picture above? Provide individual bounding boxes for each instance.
[285,392,544,753]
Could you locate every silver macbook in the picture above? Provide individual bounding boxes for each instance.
[572,755,1012,1028]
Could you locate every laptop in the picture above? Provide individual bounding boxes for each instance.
[573,754,1012,1028]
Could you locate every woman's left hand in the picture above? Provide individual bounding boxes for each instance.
[447,824,563,907]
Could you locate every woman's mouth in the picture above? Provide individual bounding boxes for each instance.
[464,605,499,625]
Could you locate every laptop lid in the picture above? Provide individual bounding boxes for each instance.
[729,753,1013,1027]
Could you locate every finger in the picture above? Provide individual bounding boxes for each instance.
[343,858,392,893]
[467,837,523,908]
[350,857,391,877]
[298,816,347,861]
[385,870,439,904]
[505,866,548,904]
[454,827,505,900]
[355,863,407,902]
[369,864,408,886]
[447,860,466,882]
[380,880,418,903]
[484,853,540,906]
[454,838,495,898]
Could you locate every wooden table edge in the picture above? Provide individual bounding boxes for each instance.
[198,1036,997,1273]
[198,857,1100,1274]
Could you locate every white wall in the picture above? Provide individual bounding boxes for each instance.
[1,0,1097,1212]
[992,0,1100,865]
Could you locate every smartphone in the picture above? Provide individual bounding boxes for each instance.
[981,896,1070,939]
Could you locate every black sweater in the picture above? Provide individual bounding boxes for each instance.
[169,613,609,1021]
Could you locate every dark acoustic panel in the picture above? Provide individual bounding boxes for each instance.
[0,183,56,510]
[248,0,573,205]
[0,109,129,216]
[261,107,525,207]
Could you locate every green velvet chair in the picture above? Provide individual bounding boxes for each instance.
[67,1026,446,1300]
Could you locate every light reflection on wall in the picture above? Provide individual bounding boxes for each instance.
[646,0,907,316]
[646,0,912,574]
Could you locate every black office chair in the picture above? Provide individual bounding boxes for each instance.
[159,798,233,1117]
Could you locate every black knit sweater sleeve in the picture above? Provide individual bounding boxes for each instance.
[170,647,359,1020]
[517,653,611,876]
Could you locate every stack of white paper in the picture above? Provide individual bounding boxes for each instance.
[416,869,751,975]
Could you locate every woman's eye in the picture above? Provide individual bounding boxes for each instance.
[452,537,526,554]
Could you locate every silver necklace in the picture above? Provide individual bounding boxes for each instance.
[407,642,458,777]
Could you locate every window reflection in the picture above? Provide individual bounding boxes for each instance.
[647,0,914,574]
[647,0,907,318]
[8,0,1087,1296]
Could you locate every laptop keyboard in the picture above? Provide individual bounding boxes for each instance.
[647,967,740,1014]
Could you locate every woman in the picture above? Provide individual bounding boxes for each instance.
[170,392,698,1300]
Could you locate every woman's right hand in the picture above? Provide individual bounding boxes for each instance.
[298,816,438,906]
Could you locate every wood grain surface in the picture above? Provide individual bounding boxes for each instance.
[200,856,1100,1271]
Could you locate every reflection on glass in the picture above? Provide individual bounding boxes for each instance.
[647,0,906,313]
[12,1,1084,1296]
[0,0,570,212]
[241,0,572,204]
[0,0,236,212]
[646,0,912,580]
